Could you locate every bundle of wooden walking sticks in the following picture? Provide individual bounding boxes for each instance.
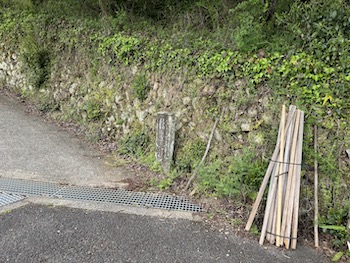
[245,105,304,249]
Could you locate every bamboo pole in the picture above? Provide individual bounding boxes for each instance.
[245,106,296,231]
[259,166,279,245]
[279,110,296,245]
[282,110,301,249]
[276,105,286,247]
[291,111,304,249]
[266,164,276,242]
[245,158,277,231]
[282,109,296,201]
[265,165,279,244]
[314,125,319,248]
[270,183,278,244]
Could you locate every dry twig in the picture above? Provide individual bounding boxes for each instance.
[185,118,219,190]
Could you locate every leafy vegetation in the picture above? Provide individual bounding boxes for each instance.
[0,0,349,254]
[319,205,350,252]
[175,138,206,174]
[131,73,150,101]
[118,128,150,157]
[198,149,266,202]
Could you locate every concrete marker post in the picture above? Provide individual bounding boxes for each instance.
[156,112,175,174]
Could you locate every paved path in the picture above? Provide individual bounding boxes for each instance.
[0,93,132,188]
[0,92,329,262]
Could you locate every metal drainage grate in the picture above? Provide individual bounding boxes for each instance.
[0,177,61,196]
[55,186,202,212]
[0,178,202,212]
[0,192,24,207]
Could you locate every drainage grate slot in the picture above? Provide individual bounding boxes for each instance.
[0,178,202,212]
[0,192,24,207]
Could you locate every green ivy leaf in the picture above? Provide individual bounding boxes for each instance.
[332,251,343,262]
[319,225,346,231]
[330,11,337,19]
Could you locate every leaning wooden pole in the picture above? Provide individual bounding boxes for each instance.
[291,111,304,249]
[265,165,279,244]
[266,164,275,242]
[280,109,296,245]
[245,136,280,231]
[269,182,278,244]
[276,105,286,246]
[259,165,279,245]
[267,164,278,243]
[314,125,319,248]
[258,116,284,245]
[283,110,301,249]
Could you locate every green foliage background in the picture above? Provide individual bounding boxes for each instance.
[0,0,349,251]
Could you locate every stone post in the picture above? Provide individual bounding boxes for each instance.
[156,112,175,174]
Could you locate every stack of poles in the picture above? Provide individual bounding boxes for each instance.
[245,105,304,249]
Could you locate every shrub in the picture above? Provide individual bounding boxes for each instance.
[198,149,266,201]
[131,74,150,101]
[119,129,150,157]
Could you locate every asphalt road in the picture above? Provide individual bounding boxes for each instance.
[0,203,328,263]
[0,91,329,262]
